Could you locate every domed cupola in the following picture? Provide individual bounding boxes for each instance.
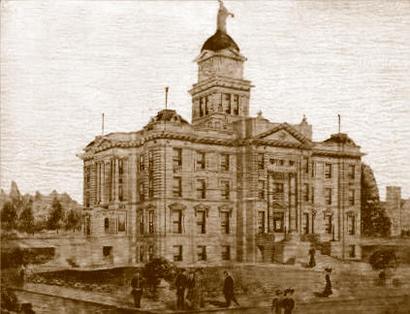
[189,0,253,129]
[201,30,240,52]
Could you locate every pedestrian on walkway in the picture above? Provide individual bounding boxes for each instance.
[223,271,240,307]
[308,246,316,268]
[271,289,283,314]
[130,272,144,308]
[282,289,295,314]
[175,268,187,310]
[315,267,333,297]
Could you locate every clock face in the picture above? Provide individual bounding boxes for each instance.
[201,61,214,78]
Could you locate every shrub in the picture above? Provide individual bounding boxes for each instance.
[369,249,398,270]
[141,258,176,293]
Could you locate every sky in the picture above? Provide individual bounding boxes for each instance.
[1,0,409,202]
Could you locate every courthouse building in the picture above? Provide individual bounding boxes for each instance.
[79,3,363,267]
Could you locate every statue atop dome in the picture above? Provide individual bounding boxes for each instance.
[217,0,234,33]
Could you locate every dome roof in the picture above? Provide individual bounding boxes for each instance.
[324,133,357,146]
[144,109,189,130]
[201,30,240,52]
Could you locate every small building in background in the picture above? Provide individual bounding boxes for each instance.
[383,186,410,237]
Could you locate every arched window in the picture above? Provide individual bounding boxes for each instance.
[104,218,109,232]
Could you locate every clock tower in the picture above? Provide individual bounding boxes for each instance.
[189,1,253,129]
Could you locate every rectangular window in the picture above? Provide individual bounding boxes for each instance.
[303,184,309,202]
[139,182,145,201]
[223,93,231,114]
[311,186,315,204]
[173,177,182,197]
[196,152,206,170]
[173,245,183,261]
[103,246,113,257]
[274,183,284,193]
[148,210,154,233]
[221,245,230,261]
[139,213,144,234]
[348,165,355,180]
[139,246,144,262]
[303,213,309,234]
[196,179,206,199]
[233,95,239,115]
[258,211,265,234]
[258,153,265,170]
[349,189,355,206]
[324,163,332,179]
[348,245,356,258]
[258,180,265,199]
[325,188,332,205]
[197,246,207,261]
[148,245,154,261]
[221,180,230,200]
[325,215,332,234]
[148,151,154,171]
[118,214,126,232]
[118,159,124,201]
[148,177,154,198]
[221,212,230,234]
[172,210,182,233]
[289,160,295,166]
[221,154,230,171]
[278,159,285,166]
[347,214,355,235]
[139,155,144,172]
[196,211,206,234]
[303,158,309,174]
[199,98,204,117]
[273,212,284,232]
[173,148,182,170]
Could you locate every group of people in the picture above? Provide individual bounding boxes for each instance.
[271,288,295,314]
[175,269,239,310]
[175,268,205,310]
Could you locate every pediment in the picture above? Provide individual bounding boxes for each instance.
[255,123,310,145]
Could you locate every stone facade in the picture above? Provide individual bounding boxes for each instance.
[78,7,363,267]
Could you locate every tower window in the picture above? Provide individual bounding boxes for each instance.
[233,95,239,115]
[223,93,231,114]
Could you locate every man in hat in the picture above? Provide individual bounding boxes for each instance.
[271,289,283,314]
[175,268,187,310]
[282,289,295,314]
[130,272,144,308]
[223,271,240,307]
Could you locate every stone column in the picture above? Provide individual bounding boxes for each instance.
[115,158,120,202]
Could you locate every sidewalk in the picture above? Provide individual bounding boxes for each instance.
[12,282,410,314]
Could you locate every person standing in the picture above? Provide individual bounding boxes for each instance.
[282,289,295,314]
[323,268,333,296]
[308,246,316,268]
[130,272,144,308]
[271,289,283,314]
[175,268,187,310]
[223,271,240,307]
